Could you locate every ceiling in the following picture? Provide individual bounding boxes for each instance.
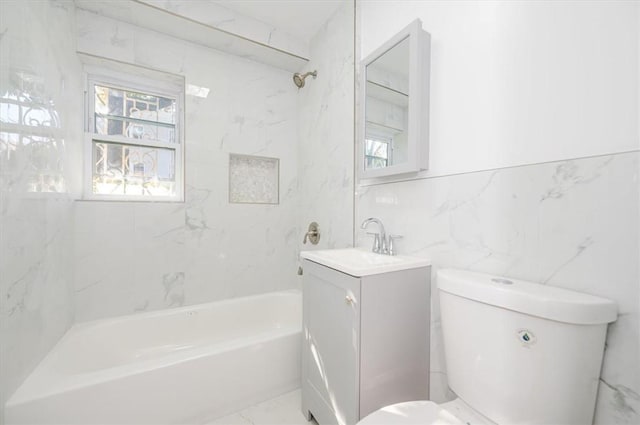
[213,0,347,41]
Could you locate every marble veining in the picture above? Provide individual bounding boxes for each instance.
[432,170,499,218]
[162,272,185,307]
[599,378,640,420]
[542,236,594,284]
[540,156,613,203]
[185,185,212,235]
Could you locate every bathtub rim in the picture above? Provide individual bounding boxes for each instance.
[74,289,301,329]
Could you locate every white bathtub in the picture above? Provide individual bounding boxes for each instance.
[5,290,302,424]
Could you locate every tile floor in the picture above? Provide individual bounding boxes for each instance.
[206,390,317,425]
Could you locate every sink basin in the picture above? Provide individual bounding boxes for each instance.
[300,248,430,277]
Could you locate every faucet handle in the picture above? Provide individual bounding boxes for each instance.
[388,234,403,256]
[303,222,320,245]
[366,232,381,253]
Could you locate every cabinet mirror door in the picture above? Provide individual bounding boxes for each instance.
[360,20,430,179]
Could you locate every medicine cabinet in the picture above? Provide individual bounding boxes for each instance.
[359,19,431,179]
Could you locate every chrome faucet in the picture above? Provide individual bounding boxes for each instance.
[361,217,388,255]
[361,217,403,255]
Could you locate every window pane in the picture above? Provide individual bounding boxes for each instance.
[94,84,176,143]
[365,139,389,159]
[365,138,390,169]
[92,140,176,197]
[95,115,176,143]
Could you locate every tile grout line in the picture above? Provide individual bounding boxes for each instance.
[359,149,640,187]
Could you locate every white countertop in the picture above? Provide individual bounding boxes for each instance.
[300,247,431,277]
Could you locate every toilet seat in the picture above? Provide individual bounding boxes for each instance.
[357,401,465,425]
[357,398,495,425]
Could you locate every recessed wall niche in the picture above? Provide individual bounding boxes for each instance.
[229,154,279,204]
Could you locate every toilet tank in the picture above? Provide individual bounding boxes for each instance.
[437,269,617,425]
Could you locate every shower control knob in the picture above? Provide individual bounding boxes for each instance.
[303,222,320,245]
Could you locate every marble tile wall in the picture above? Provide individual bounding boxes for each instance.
[0,0,83,418]
[297,1,355,253]
[139,0,308,59]
[73,10,301,322]
[356,151,640,424]
[0,0,356,420]
[75,0,309,73]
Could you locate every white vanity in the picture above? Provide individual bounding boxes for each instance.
[300,248,431,425]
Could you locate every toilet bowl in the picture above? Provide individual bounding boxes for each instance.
[358,398,494,425]
[357,269,617,425]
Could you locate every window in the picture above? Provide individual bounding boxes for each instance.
[364,134,392,169]
[85,70,183,201]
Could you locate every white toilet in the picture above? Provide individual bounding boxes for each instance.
[358,268,617,425]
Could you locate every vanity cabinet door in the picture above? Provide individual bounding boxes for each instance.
[302,260,361,425]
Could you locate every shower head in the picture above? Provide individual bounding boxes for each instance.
[293,70,317,88]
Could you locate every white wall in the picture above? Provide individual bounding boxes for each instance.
[73,9,301,321]
[357,1,639,424]
[360,0,639,177]
[0,0,82,419]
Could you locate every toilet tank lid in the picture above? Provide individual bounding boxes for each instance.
[437,269,617,325]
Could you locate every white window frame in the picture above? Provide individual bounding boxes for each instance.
[84,67,184,202]
[364,127,394,169]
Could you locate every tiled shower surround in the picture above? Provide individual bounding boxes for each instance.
[356,151,640,424]
[71,1,355,322]
[0,1,82,418]
[1,0,355,417]
[296,1,355,252]
[72,9,301,322]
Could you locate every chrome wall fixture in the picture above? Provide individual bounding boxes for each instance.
[303,222,320,244]
[293,70,317,88]
[361,217,402,256]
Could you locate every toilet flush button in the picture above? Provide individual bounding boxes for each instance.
[516,329,537,347]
